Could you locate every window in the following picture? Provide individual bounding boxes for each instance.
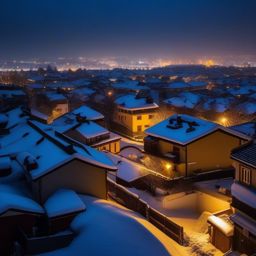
[144,125,150,128]
[240,166,251,185]
[137,115,142,120]
[137,125,142,132]
[149,114,154,119]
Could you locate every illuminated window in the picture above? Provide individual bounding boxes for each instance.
[137,115,142,120]
[137,125,142,132]
[239,166,251,185]
[149,114,154,119]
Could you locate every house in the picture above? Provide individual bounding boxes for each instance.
[144,114,249,177]
[44,189,86,234]
[50,105,120,153]
[113,91,159,141]
[32,92,69,123]
[230,141,256,255]
[0,113,117,203]
[0,183,44,255]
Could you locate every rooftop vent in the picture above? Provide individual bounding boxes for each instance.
[17,152,38,171]
[0,157,12,177]
[76,114,90,124]
[167,116,183,129]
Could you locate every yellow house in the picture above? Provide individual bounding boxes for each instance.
[144,114,249,177]
[113,93,159,141]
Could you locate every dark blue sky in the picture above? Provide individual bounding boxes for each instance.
[0,0,256,60]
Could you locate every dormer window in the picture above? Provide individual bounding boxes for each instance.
[239,165,251,185]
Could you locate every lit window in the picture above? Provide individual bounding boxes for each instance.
[240,166,251,185]
[137,115,142,120]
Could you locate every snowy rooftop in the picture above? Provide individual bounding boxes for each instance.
[208,215,233,236]
[115,94,159,110]
[231,182,256,209]
[107,153,149,182]
[113,80,149,91]
[44,189,86,218]
[164,92,201,109]
[230,121,256,138]
[42,195,174,256]
[72,105,104,120]
[76,122,109,139]
[50,106,104,133]
[0,183,44,215]
[145,114,248,145]
[0,120,117,180]
[45,92,67,102]
[231,141,256,168]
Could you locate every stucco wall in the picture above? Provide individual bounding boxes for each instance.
[187,131,242,174]
[34,159,107,203]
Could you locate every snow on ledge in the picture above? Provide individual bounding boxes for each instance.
[231,182,256,209]
[208,215,234,236]
[44,189,86,218]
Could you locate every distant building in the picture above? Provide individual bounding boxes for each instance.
[230,120,256,139]
[113,91,159,141]
[230,141,256,255]
[50,105,120,153]
[31,91,69,123]
[144,114,249,177]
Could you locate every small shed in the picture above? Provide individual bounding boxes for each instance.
[44,189,86,234]
[208,215,234,253]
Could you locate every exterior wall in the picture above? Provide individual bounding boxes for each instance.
[96,140,120,153]
[157,140,186,162]
[113,107,158,134]
[34,159,107,203]
[233,161,256,188]
[52,103,69,120]
[0,212,38,255]
[187,131,242,175]
[233,223,256,255]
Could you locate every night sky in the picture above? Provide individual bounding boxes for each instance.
[0,0,256,60]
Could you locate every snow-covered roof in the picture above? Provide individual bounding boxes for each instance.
[45,92,67,102]
[231,212,256,236]
[44,189,86,218]
[230,122,256,138]
[43,195,172,256]
[0,90,26,97]
[115,94,158,111]
[113,80,149,91]
[202,97,233,113]
[0,120,117,180]
[231,182,256,209]
[208,215,233,236]
[231,141,256,168]
[164,92,201,109]
[107,154,149,182]
[30,108,49,121]
[72,106,104,120]
[50,106,104,133]
[0,184,44,215]
[235,102,256,115]
[145,114,249,145]
[76,122,109,139]
[167,81,189,89]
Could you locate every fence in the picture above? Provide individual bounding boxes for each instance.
[107,179,184,245]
